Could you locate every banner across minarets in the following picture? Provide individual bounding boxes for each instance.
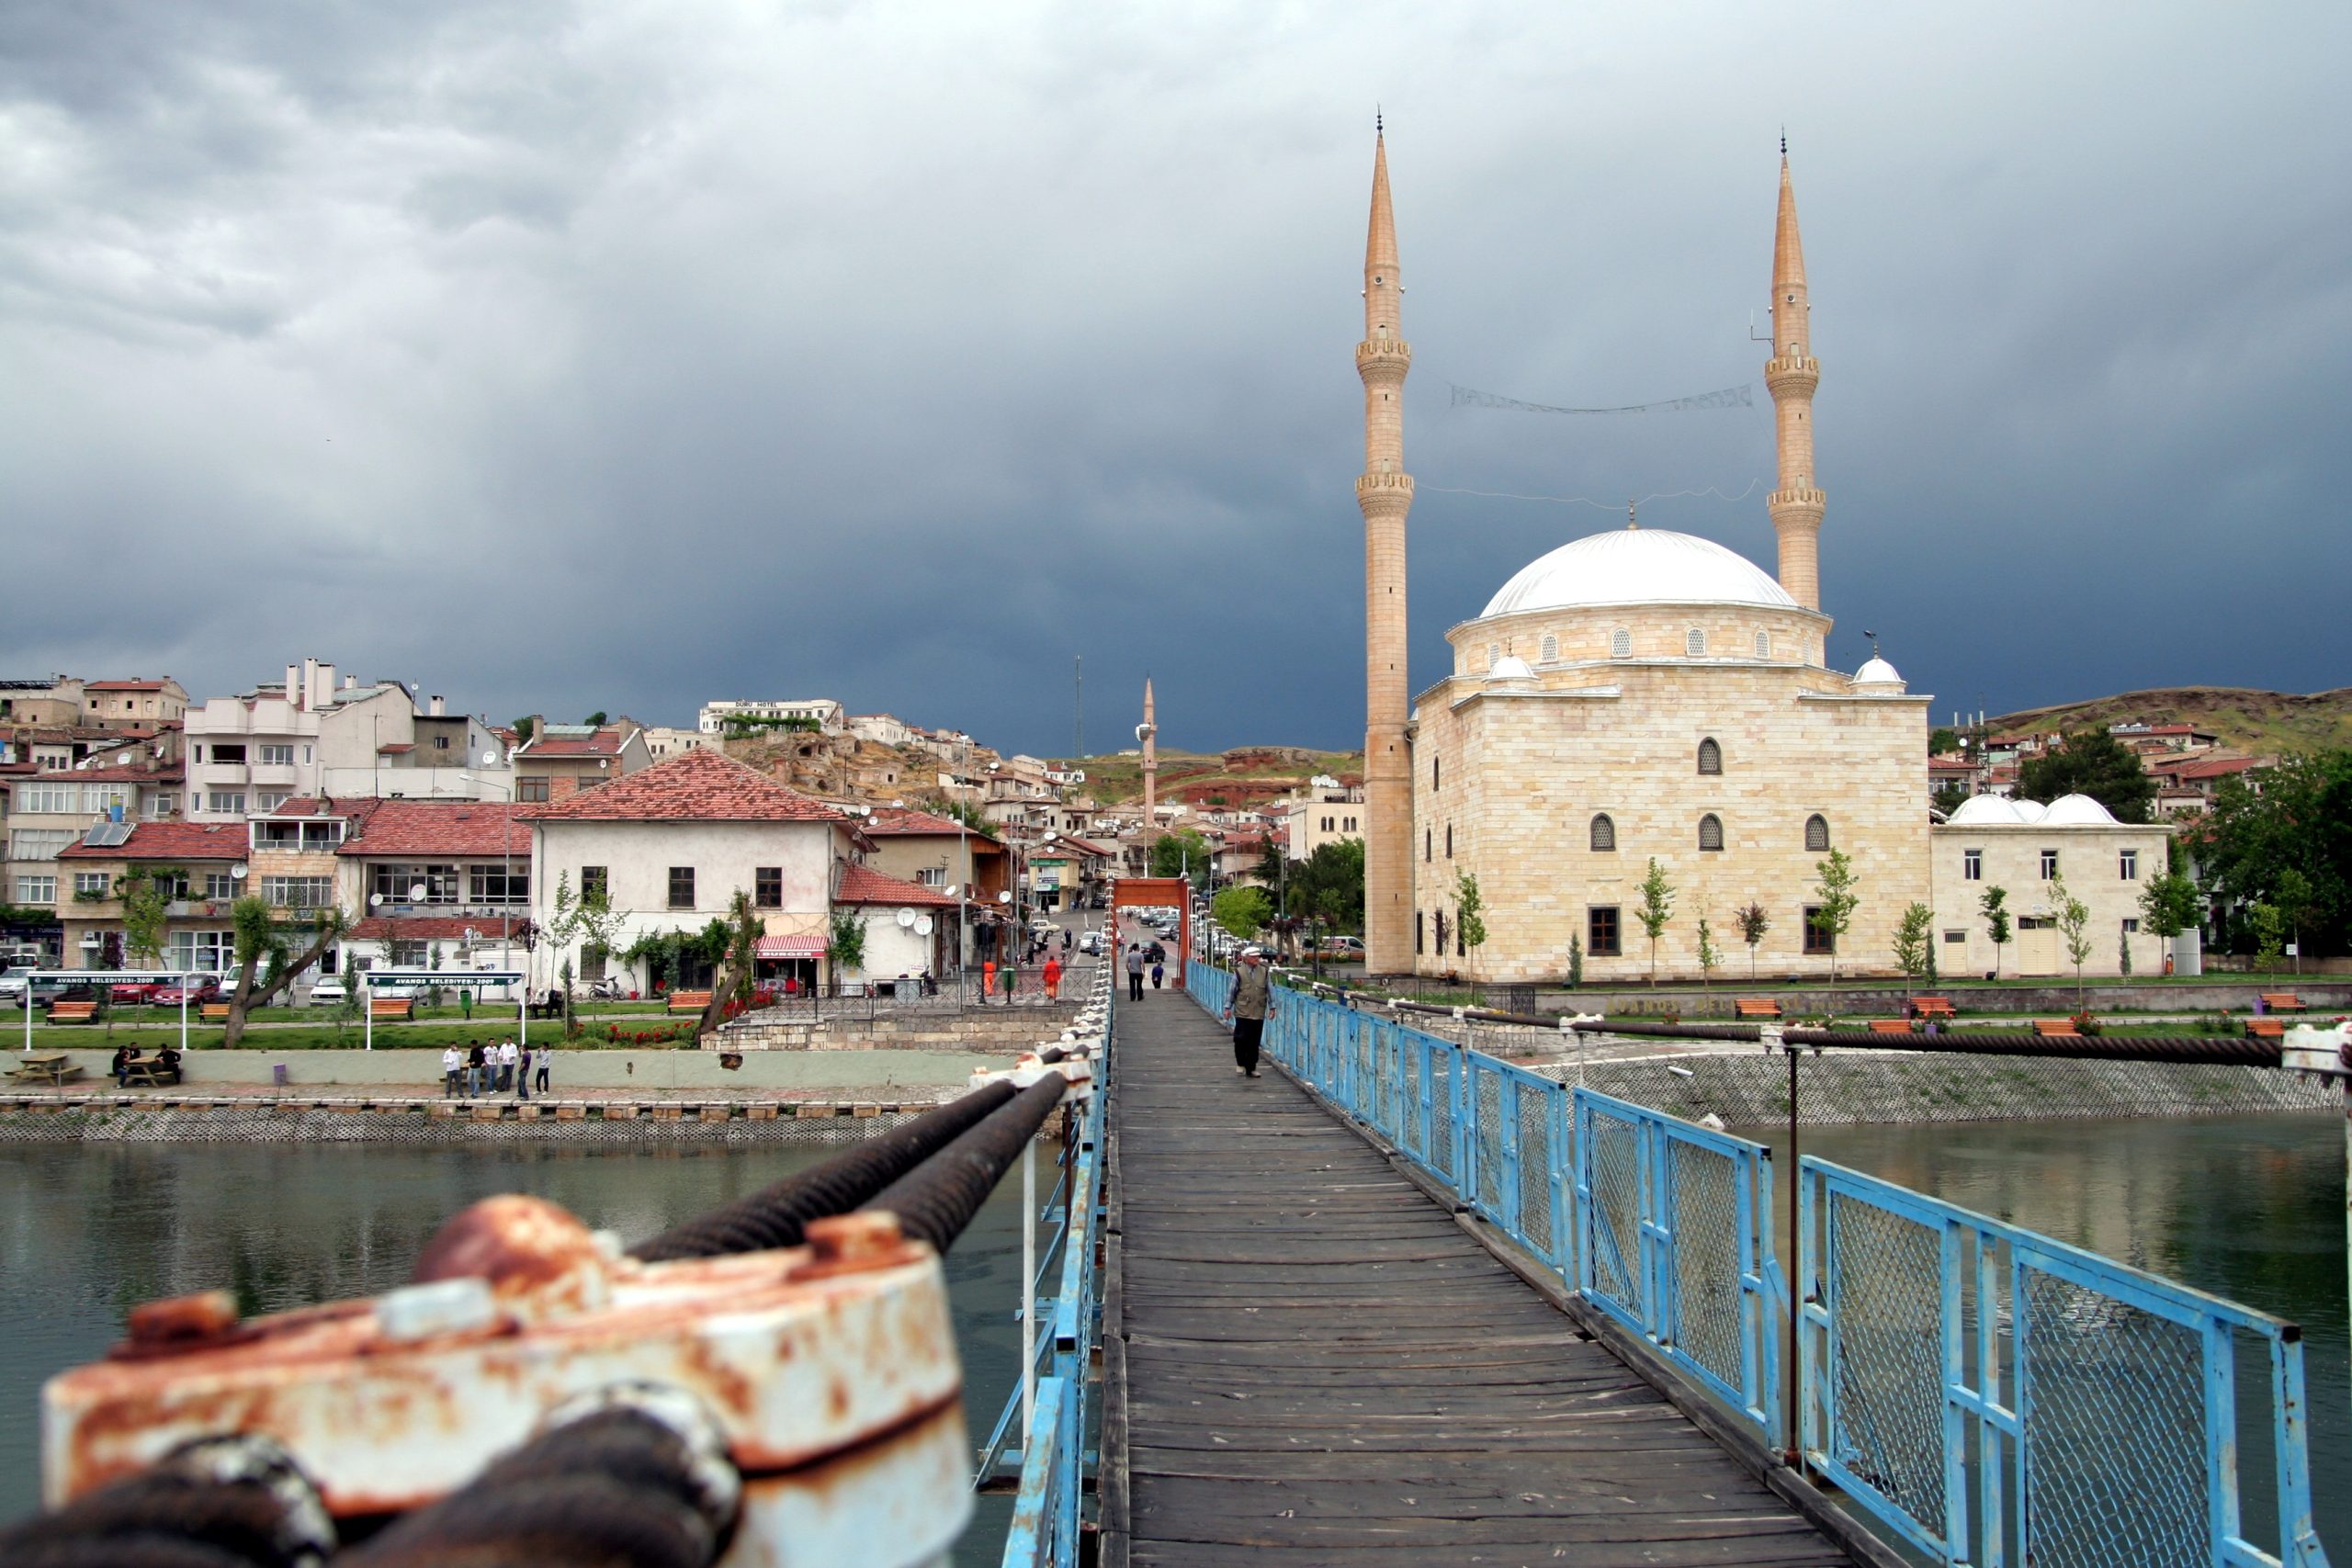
[1765,146,1826,612]
[1357,121,1414,976]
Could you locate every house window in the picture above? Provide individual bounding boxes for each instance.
[1944,930,1967,944]
[2119,848,2139,880]
[149,794,177,818]
[1345,816,1356,831]
[1590,814,1616,852]
[469,865,528,904]
[1425,829,1431,863]
[1962,849,1983,881]
[668,866,696,908]
[1804,814,1830,852]
[581,866,609,902]
[2122,918,2142,934]
[207,792,246,815]
[434,735,449,750]
[755,866,784,907]
[81,784,132,814]
[1444,824,1453,858]
[1699,814,1724,852]
[374,864,460,905]
[1803,906,1836,954]
[302,745,313,765]
[2040,849,2059,880]
[1755,631,1770,659]
[16,875,55,904]
[2018,916,2053,931]
[254,791,291,813]
[1698,738,1723,775]
[9,829,74,860]
[1686,628,1706,657]
[390,940,429,967]
[1432,757,1441,790]
[73,872,108,897]
[262,875,334,908]
[1588,906,1622,956]
[1416,911,1425,953]
[517,775,551,803]
[16,784,74,813]
[916,867,945,886]
[210,744,246,764]
[202,873,236,900]
[257,744,294,766]
[1610,628,1632,659]
[1539,634,1558,663]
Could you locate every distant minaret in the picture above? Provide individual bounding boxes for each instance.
[1136,679,1158,831]
[1358,119,1414,976]
[1765,142,1825,612]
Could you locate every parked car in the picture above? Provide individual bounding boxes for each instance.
[307,979,348,1007]
[0,966,34,1002]
[109,981,163,1005]
[152,976,222,1007]
[1078,931,1104,955]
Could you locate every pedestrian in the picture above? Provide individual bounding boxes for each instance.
[981,959,997,1005]
[1221,947,1273,1078]
[1150,957,1164,990]
[535,1039,551,1096]
[1125,943,1145,1002]
[465,1041,485,1096]
[441,1044,461,1099]
[110,1043,135,1088]
[497,1038,517,1092]
[1042,954,1062,1001]
[515,1043,532,1100]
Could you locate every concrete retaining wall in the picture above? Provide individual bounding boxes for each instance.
[1516,981,2352,1018]
[0,1100,938,1145]
[7,1046,990,1093]
[713,1001,1083,1052]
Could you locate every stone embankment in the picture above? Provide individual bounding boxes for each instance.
[0,1095,948,1145]
[712,999,1084,1052]
[1512,981,2352,1018]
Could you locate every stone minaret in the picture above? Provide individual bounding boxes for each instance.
[1137,679,1158,831]
[1765,145,1825,612]
[1358,121,1414,975]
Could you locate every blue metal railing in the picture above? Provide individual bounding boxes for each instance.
[1191,961,2333,1568]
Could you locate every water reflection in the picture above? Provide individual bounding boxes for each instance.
[0,1142,1023,1564]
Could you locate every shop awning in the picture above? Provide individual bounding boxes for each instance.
[755,934,826,959]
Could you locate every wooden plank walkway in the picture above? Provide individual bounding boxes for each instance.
[1102,988,1853,1567]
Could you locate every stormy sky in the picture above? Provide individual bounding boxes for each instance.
[6,2,2347,759]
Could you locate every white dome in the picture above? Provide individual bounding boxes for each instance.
[1947,795,2030,825]
[1481,528,1797,619]
[1489,654,1535,681]
[2040,793,2119,826]
[1853,657,1904,686]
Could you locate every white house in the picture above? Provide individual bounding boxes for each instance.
[1932,795,2176,978]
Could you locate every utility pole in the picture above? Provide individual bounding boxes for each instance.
[1074,656,1083,765]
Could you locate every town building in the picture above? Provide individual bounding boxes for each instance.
[831,863,957,985]
[329,798,534,984]
[512,721,652,805]
[847,713,916,748]
[640,726,715,761]
[861,806,1016,968]
[1025,832,1114,911]
[1935,795,2177,976]
[6,763,184,938]
[185,660,425,819]
[80,678,189,730]
[1281,778,1365,861]
[55,820,251,973]
[697,698,845,736]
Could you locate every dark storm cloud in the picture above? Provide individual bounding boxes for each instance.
[5,2,2347,756]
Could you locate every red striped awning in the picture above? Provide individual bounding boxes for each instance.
[754,934,826,959]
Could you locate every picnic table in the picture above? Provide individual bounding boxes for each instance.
[7,1053,83,1086]
[122,1059,182,1088]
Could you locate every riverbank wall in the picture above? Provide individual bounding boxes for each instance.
[1,1044,1008,1095]
[1473,980,2352,1018]
[0,1095,967,1145]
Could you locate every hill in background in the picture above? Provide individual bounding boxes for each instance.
[1989,687,2352,755]
[1061,748,1364,807]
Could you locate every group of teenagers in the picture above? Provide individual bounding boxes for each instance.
[441,1038,549,1099]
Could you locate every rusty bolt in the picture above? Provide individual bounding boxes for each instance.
[126,1290,239,1349]
[804,1212,903,1268]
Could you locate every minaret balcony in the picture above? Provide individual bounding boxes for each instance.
[1356,338,1413,379]
[1357,472,1416,507]
[1764,355,1819,396]
[1768,487,1826,515]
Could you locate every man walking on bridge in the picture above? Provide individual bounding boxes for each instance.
[1223,947,1272,1077]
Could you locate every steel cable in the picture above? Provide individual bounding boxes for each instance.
[631,1080,1017,1260]
[0,1435,333,1568]
[863,1077,1069,1253]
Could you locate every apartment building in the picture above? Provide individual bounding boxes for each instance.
[512,721,652,806]
[81,679,189,729]
[697,698,844,736]
[55,820,250,973]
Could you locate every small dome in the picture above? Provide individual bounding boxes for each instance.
[1480,529,1797,618]
[1489,655,1535,682]
[1852,656,1904,687]
[2040,793,2119,826]
[1947,795,2037,825]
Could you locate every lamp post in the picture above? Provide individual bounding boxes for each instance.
[459,761,516,1002]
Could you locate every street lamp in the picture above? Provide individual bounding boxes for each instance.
[459,759,518,1000]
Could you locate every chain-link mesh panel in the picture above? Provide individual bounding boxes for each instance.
[1429,1048,1453,1178]
[1374,1029,1400,1141]
[1471,1067,1504,1215]
[1399,1043,1425,1163]
[1824,1190,1949,1532]
[1668,1138,1746,1397]
[1514,1082,1555,1258]
[1581,1103,1643,1314]
[2018,1263,2207,1568]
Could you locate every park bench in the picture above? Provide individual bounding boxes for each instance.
[1735,998,1781,1020]
[200,1004,231,1022]
[667,990,713,1016]
[47,1001,98,1024]
[2245,1016,2287,1040]
[2259,992,2305,1012]
[368,998,414,1022]
[6,1053,81,1085]
[2032,1018,2080,1038]
[1910,996,1956,1021]
[1867,1019,1915,1036]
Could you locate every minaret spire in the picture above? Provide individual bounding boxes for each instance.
[1138,678,1158,830]
[1765,147,1825,613]
[1357,121,1414,976]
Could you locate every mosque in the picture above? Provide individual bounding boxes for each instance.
[1354,130,2165,984]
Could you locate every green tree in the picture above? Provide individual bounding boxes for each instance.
[1634,858,1675,987]
[1695,917,1720,990]
[2197,750,2352,957]
[546,872,627,1032]
[333,969,365,1043]
[1150,829,1211,888]
[1932,781,1971,818]
[1734,901,1770,981]
[1812,849,1860,982]
[1893,901,1933,992]
[1981,886,2012,978]
[1290,838,1365,933]
[117,870,171,966]
[1455,872,1487,953]
[2017,728,2156,823]
[1212,885,1272,942]
[221,897,349,1048]
[582,710,608,727]
[826,909,869,990]
[2274,867,2313,975]
[2118,926,2132,976]
[1928,727,1960,755]
[697,891,763,1037]
[1566,932,1583,988]
[2051,872,2093,1005]
[2249,902,2286,976]
[511,716,537,742]
[2138,863,2201,961]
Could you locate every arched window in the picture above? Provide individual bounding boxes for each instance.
[1698,738,1723,775]
[1754,631,1770,660]
[1804,814,1830,852]
[1610,628,1632,659]
[1686,627,1706,657]
[1432,756,1442,790]
[1539,633,1558,663]
[1699,814,1724,852]
[1487,643,1499,671]
[1425,828,1432,863]
[1590,813,1616,852]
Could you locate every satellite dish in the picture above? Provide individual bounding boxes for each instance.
[368,893,384,907]
[997,890,1012,904]
[914,915,933,936]
[481,751,502,768]
[896,908,917,929]
[409,883,427,901]
[231,865,248,880]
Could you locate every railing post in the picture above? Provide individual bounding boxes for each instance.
[1499,1073,1522,1237]
[1547,1079,1573,1277]
[1451,1043,1472,1201]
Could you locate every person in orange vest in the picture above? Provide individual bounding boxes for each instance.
[1042,954,1062,1000]
[982,958,997,1003]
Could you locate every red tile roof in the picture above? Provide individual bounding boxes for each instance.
[835,863,957,908]
[60,821,248,861]
[520,727,627,757]
[864,806,1000,841]
[85,680,173,692]
[521,748,847,824]
[340,799,524,858]
[349,916,503,941]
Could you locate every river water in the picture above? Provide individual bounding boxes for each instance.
[0,1142,1024,1563]
[3,1116,2344,1561]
